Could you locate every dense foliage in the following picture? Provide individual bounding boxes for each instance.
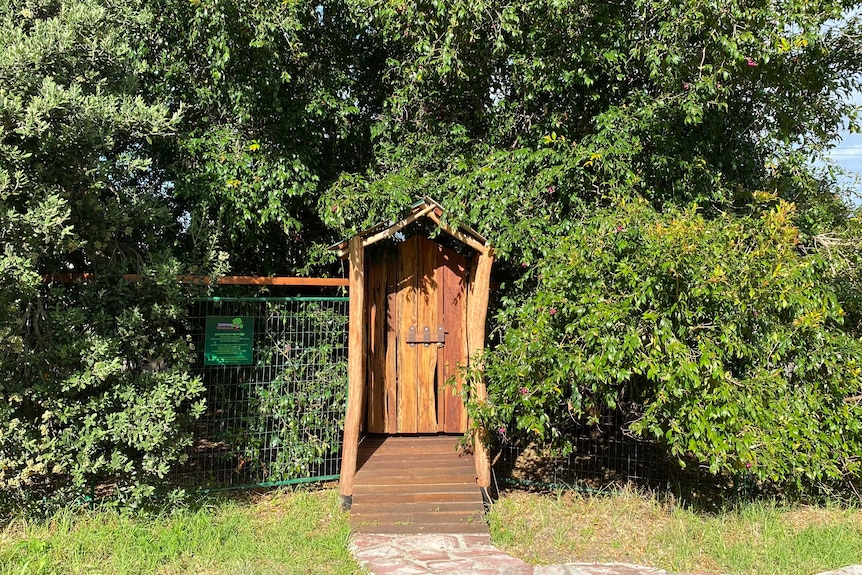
[475,199,862,490]
[0,0,221,507]
[2,0,861,505]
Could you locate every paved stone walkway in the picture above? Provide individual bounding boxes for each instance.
[350,533,862,575]
[351,533,676,575]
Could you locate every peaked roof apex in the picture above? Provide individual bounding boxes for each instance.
[329,196,490,258]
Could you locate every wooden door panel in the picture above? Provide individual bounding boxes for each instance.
[440,248,468,432]
[366,256,387,433]
[366,236,468,434]
[435,245,446,432]
[396,236,419,433]
[384,256,398,434]
[417,239,440,432]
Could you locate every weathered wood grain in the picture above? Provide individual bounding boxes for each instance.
[365,256,386,433]
[417,237,440,433]
[441,247,468,433]
[384,256,398,434]
[339,236,366,505]
[467,249,494,489]
[396,237,419,433]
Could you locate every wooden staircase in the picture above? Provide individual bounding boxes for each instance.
[349,435,488,534]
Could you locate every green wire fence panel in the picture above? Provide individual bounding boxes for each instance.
[176,297,349,490]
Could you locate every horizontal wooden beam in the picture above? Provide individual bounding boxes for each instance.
[43,274,349,287]
[217,276,348,286]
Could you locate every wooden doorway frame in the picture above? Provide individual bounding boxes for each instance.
[330,198,494,509]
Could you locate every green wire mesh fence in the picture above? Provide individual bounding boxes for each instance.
[172,295,694,496]
[490,410,673,493]
[174,296,349,490]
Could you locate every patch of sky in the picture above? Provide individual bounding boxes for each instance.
[826,89,862,204]
[821,8,862,204]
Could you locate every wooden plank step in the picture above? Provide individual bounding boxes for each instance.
[351,522,489,534]
[351,501,484,514]
[356,465,476,476]
[356,451,472,461]
[359,435,461,443]
[352,475,476,487]
[357,460,475,474]
[351,491,483,504]
[355,465,475,478]
[353,482,479,495]
[356,451,472,462]
[357,447,465,457]
[358,440,462,447]
[350,435,487,535]
[358,438,463,448]
[350,511,484,524]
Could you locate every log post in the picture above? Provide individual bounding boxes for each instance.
[339,235,365,510]
[467,247,494,490]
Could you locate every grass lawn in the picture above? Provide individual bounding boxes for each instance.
[4,485,861,575]
[488,487,862,575]
[0,488,362,575]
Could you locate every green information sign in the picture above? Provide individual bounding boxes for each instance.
[204,316,255,365]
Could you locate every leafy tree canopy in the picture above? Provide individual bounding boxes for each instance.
[325,0,862,260]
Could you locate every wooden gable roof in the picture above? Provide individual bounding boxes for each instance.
[329,197,490,258]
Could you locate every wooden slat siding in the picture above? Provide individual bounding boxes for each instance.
[436,244,447,432]
[365,256,386,433]
[467,248,494,489]
[441,247,468,433]
[339,236,366,506]
[44,274,349,286]
[396,237,419,433]
[350,436,487,535]
[384,256,398,434]
[417,237,439,433]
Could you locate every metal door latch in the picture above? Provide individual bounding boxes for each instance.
[406,326,445,347]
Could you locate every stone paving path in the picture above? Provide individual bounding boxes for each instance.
[351,533,676,575]
[350,533,862,575]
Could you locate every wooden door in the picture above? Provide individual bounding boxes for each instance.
[366,236,469,434]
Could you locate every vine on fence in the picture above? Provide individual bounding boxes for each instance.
[208,301,348,484]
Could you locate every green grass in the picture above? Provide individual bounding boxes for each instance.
[488,487,862,575]
[0,488,362,575]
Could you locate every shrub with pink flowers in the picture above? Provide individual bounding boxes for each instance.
[469,199,862,495]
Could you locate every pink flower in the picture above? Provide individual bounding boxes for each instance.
[521,261,529,268]
[519,387,529,395]
[547,185,556,194]
[745,462,753,469]
[683,82,690,90]
[498,426,506,435]
[616,225,624,233]
[549,307,557,316]
[746,57,758,67]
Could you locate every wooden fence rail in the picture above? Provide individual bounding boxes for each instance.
[43,274,349,287]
